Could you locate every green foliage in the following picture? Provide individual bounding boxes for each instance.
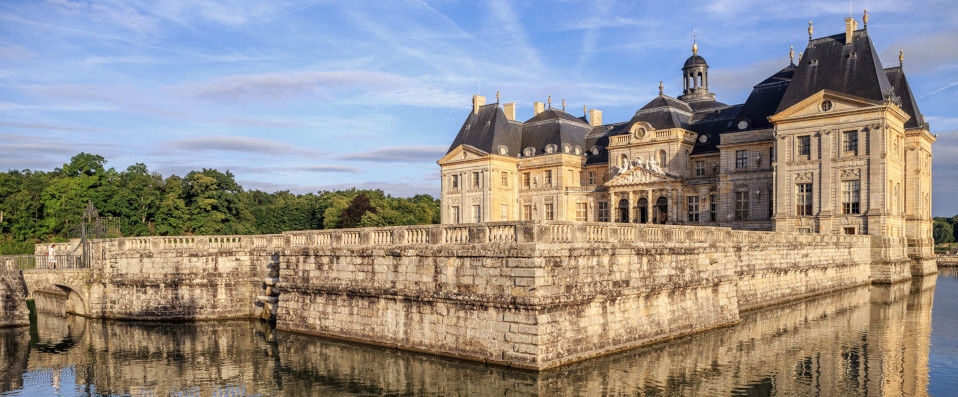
[0,153,440,245]
[934,218,955,245]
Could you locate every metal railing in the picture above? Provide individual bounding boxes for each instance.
[0,254,85,271]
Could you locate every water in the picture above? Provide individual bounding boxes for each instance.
[0,273,955,396]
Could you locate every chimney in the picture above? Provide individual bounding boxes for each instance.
[472,95,486,114]
[503,102,516,121]
[588,109,603,127]
[844,17,857,44]
[533,101,545,116]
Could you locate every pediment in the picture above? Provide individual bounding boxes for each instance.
[437,144,490,165]
[605,166,677,187]
[770,90,881,122]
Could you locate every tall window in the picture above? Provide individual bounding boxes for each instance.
[452,174,459,190]
[501,171,508,187]
[522,205,532,220]
[735,150,748,169]
[798,136,811,159]
[796,183,813,216]
[522,172,530,188]
[769,147,775,164]
[576,202,587,222]
[709,194,717,222]
[695,160,706,177]
[544,170,552,186]
[588,171,596,185]
[658,150,667,167]
[472,172,480,189]
[598,202,609,222]
[451,206,460,224]
[687,196,700,222]
[501,204,508,220]
[620,154,629,169]
[735,191,749,221]
[842,180,861,214]
[544,203,554,220]
[843,131,858,154]
[472,205,481,223]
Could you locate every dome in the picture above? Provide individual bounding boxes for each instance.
[683,54,708,68]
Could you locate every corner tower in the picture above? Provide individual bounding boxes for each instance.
[678,43,716,103]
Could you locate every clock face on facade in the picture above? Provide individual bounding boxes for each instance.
[633,126,646,139]
[698,134,708,143]
[737,119,749,130]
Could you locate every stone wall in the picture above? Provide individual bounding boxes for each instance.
[275,221,870,370]
[0,258,28,328]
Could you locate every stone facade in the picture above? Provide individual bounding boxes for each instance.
[0,259,28,328]
[438,16,935,277]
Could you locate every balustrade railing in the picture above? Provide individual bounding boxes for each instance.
[0,254,85,270]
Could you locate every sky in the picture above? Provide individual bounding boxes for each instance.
[1,1,957,215]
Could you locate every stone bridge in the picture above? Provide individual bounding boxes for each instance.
[20,269,93,317]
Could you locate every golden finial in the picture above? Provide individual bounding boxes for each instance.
[659,81,664,95]
[863,9,869,29]
[583,104,587,116]
[496,90,500,103]
[789,46,794,64]
[899,49,903,67]
[548,95,551,108]
[692,42,698,55]
[808,20,813,41]
[561,98,566,111]
[798,52,803,62]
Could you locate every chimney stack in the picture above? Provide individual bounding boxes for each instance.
[588,109,603,127]
[844,17,857,44]
[533,102,545,116]
[472,95,486,114]
[503,102,516,121]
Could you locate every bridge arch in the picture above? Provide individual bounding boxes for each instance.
[21,270,91,317]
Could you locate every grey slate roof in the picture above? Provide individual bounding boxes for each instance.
[446,104,521,157]
[777,30,894,113]
[735,63,797,131]
[884,66,926,129]
[684,54,708,68]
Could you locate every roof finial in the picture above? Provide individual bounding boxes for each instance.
[691,29,698,55]
[789,45,794,64]
[548,95,552,108]
[561,98,566,111]
[659,81,664,95]
[798,52,803,62]
[808,20,813,41]
[583,104,587,116]
[496,90,500,103]
[863,9,869,29]
[899,49,903,67]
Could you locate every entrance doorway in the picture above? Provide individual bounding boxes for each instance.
[618,199,629,223]
[654,196,668,224]
[636,198,648,223]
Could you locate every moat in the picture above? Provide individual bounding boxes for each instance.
[0,272,952,396]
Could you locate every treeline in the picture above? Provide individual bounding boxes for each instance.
[0,153,439,254]
[933,216,958,245]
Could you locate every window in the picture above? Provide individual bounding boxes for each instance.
[687,196,700,222]
[598,202,609,222]
[796,183,813,216]
[452,174,459,190]
[588,171,596,185]
[709,194,717,222]
[576,202,587,222]
[451,206,460,224]
[658,150,667,167]
[735,191,749,221]
[544,170,552,186]
[735,150,748,169]
[768,188,774,219]
[798,136,811,158]
[544,203,554,220]
[472,172,480,189]
[501,204,508,221]
[522,205,532,220]
[844,227,856,235]
[501,171,508,187]
[769,147,775,164]
[843,131,858,154]
[523,172,530,188]
[842,180,861,214]
[472,205,481,223]
[620,154,629,169]
[695,160,706,177]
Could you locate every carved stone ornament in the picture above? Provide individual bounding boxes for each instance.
[451,198,460,205]
[839,168,861,179]
[794,172,813,182]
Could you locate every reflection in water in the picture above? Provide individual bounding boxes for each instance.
[0,275,948,396]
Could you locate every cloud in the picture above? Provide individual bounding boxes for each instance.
[162,136,320,156]
[183,70,408,101]
[337,146,447,163]
[0,120,97,131]
[882,30,958,75]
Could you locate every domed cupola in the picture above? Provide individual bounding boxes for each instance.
[678,42,716,103]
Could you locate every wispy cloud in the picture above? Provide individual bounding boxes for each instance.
[162,136,321,157]
[337,146,447,163]
[0,120,97,131]
[183,70,408,102]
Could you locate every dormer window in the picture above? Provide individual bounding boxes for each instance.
[820,100,833,112]
[736,118,750,130]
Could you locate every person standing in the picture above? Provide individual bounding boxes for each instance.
[47,243,56,269]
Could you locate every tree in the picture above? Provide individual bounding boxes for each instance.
[341,193,376,228]
[933,218,955,245]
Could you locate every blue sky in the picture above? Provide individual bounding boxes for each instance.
[1,1,957,215]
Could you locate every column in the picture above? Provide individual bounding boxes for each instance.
[627,191,634,223]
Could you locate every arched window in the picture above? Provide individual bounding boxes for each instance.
[658,150,667,168]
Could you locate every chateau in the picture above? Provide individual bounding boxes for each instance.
[438,15,935,261]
